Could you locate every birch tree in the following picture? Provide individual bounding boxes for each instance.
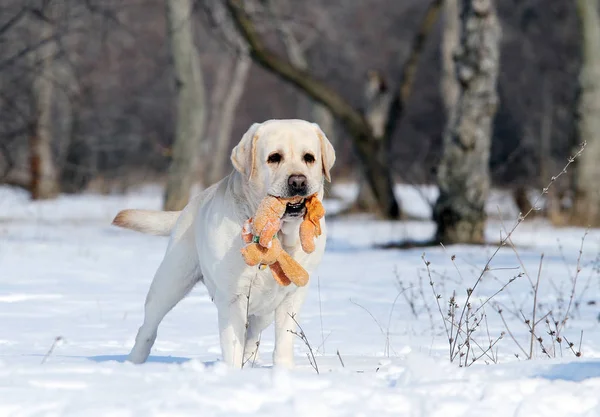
[433,0,501,244]
[571,0,600,227]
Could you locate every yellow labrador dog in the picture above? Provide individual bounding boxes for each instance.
[113,119,335,368]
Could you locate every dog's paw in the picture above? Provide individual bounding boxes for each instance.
[272,354,294,370]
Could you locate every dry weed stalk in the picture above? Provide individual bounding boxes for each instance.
[424,252,514,366]
[288,313,319,374]
[336,349,345,368]
[242,275,258,368]
[497,230,589,359]
[41,336,63,364]
[350,284,411,358]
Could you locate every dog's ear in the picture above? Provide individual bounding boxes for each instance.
[231,122,261,180]
[313,124,336,182]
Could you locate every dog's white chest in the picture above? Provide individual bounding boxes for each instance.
[242,267,296,316]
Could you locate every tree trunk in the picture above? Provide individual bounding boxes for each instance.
[30,5,60,200]
[433,0,501,244]
[203,54,232,182]
[441,0,460,115]
[513,186,533,216]
[354,71,393,213]
[353,177,378,213]
[207,52,251,185]
[538,76,553,188]
[353,131,399,218]
[571,0,600,227]
[164,0,206,211]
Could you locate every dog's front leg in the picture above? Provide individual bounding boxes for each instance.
[273,286,308,369]
[242,314,272,367]
[216,294,247,369]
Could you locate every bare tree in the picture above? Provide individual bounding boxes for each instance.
[570,0,600,227]
[30,3,60,200]
[164,0,206,210]
[225,0,443,219]
[433,0,501,244]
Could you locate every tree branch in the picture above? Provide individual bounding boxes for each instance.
[0,6,28,38]
[225,0,369,138]
[384,0,443,141]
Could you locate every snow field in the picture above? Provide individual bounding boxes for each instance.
[0,184,599,416]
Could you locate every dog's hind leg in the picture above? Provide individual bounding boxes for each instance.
[127,229,200,364]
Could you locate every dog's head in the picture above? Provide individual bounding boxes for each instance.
[231,119,335,218]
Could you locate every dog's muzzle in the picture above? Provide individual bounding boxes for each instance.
[284,199,306,218]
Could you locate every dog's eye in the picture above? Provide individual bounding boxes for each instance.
[268,153,282,164]
[303,153,315,164]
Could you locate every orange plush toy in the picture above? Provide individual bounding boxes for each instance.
[299,194,325,253]
[241,196,308,287]
[240,194,325,287]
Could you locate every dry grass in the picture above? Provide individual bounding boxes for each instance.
[423,142,588,366]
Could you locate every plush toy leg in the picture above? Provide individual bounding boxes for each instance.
[276,251,309,287]
[299,195,325,253]
[269,262,292,286]
[259,220,280,248]
[241,244,265,266]
[299,222,316,253]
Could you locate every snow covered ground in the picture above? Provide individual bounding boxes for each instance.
[1,184,600,416]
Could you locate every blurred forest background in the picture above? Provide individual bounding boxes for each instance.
[0,0,598,244]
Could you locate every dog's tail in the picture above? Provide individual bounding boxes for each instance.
[112,209,181,236]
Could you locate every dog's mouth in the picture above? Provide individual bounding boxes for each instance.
[284,198,306,218]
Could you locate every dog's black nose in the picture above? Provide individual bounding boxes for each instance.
[288,174,308,195]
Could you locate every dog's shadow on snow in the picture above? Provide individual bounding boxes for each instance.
[88,354,194,365]
[24,353,217,366]
[88,355,273,369]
